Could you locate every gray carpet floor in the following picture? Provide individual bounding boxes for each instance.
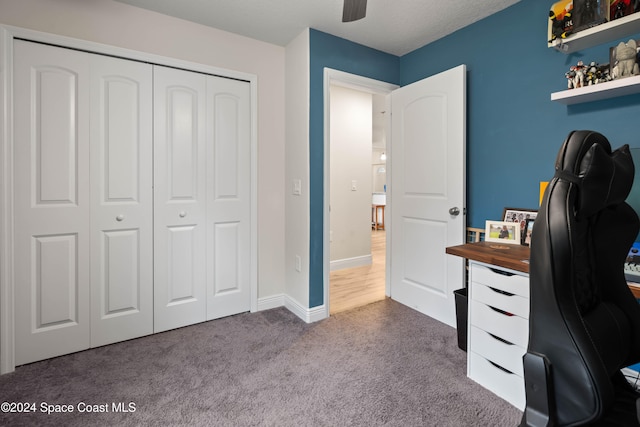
[0,298,522,426]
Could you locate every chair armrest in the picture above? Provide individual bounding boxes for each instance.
[521,352,556,427]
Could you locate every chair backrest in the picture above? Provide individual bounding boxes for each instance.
[528,130,640,425]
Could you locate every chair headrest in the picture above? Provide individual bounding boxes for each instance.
[554,130,634,219]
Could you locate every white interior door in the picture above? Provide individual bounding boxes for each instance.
[205,76,252,320]
[13,41,92,364]
[90,54,154,346]
[390,65,466,327]
[153,66,207,333]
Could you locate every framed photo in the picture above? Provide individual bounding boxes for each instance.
[522,218,535,246]
[503,207,538,238]
[485,220,521,245]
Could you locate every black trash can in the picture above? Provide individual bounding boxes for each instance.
[454,288,468,351]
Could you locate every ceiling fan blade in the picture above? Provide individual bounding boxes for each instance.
[342,0,367,22]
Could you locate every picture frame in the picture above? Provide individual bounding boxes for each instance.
[502,207,538,223]
[502,207,538,238]
[485,220,521,245]
[522,218,535,246]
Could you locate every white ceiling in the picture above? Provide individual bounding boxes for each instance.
[115,0,520,56]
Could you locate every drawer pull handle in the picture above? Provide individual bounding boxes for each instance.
[489,286,515,297]
[489,267,515,277]
[488,360,515,375]
[488,332,514,346]
[488,305,514,317]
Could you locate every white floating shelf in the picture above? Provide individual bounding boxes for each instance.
[549,13,640,54]
[551,75,640,105]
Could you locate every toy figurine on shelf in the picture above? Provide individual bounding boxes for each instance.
[573,0,609,32]
[565,60,587,89]
[565,60,612,89]
[585,62,612,85]
[610,0,635,21]
[611,39,640,79]
[549,0,574,42]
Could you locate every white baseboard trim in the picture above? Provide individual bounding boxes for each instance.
[284,295,328,323]
[330,254,372,271]
[257,294,286,311]
[257,294,327,323]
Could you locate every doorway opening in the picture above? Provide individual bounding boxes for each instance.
[322,69,398,315]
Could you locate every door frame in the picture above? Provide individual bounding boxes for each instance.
[322,68,398,315]
[0,25,259,374]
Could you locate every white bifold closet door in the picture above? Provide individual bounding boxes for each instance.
[89,54,154,347]
[153,66,207,332]
[13,40,251,365]
[205,74,252,321]
[153,66,251,332]
[13,41,154,365]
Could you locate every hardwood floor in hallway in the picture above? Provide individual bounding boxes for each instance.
[329,229,386,314]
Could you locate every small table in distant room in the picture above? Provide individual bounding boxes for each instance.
[371,205,385,230]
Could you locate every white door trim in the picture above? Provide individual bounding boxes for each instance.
[0,25,259,374]
[323,68,398,316]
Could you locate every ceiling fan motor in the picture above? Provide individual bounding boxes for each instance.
[342,0,367,22]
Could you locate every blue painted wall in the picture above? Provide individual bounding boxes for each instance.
[401,0,640,228]
[309,29,400,307]
[308,0,640,307]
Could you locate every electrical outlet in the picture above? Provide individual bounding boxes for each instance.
[295,255,302,272]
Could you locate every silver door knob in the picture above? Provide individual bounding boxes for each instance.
[449,207,460,216]
[116,214,125,222]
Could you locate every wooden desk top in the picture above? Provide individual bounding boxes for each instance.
[446,241,530,274]
[446,242,640,298]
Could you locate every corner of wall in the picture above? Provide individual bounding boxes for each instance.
[284,29,311,308]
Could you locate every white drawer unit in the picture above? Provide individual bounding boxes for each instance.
[469,351,526,410]
[470,300,528,348]
[467,261,530,410]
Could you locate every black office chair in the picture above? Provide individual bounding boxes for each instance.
[521,130,640,426]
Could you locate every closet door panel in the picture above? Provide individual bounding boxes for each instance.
[13,41,91,365]
[154,66,207,332]
[166,225,199,299]
[206,77,252,319]
[90,55,153,347]
[33,234,80,325]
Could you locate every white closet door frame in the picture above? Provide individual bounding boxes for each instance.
[0,25,258,374]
